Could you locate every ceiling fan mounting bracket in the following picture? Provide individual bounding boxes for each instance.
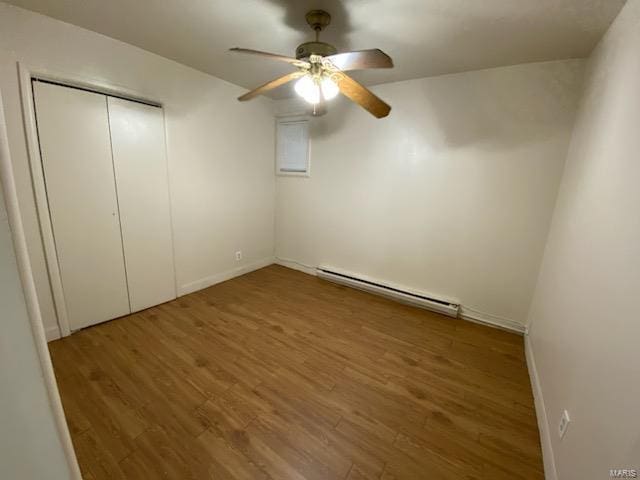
[305,10,331,33]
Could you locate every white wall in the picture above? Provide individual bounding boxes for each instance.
[0,2,276,339]
[275,60,584,328]
[0,92,74,478]
[526,0,640,478]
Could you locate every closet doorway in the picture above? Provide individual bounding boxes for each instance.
[32,80,176,334]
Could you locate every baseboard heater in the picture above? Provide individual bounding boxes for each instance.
[316,267,460,318]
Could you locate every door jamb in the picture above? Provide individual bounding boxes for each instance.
[1,71,82,480]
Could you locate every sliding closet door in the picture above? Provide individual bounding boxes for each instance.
[33,82,130,330]
[107,97,176,312]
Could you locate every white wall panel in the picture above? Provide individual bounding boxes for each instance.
[274,59,584,327]
[527,0,640,477]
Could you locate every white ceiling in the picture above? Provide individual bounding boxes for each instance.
[6,0,625,98]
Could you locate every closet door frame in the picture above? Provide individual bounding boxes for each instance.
[18,63,174,338]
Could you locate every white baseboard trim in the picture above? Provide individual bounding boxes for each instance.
[45,325,61,342]
[459,305,526,335]
[178,256,275,296]
[274,256,317,276]
[525,334,558,480]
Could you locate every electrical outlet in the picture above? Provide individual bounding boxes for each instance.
[558,410,570,439]
[235,251,242,261]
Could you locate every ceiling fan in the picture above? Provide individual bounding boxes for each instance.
[230,10,393,118]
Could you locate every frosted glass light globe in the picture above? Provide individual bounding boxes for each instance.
[320,77,339,100]
[295,75,320,105]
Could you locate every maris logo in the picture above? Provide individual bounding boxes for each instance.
[610,469,638,478]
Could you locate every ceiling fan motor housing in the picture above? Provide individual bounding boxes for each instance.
[295,41,337,60]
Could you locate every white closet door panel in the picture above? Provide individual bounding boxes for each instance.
[33,82,130,330]
[108,97,176,312]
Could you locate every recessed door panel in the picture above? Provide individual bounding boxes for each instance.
[108,97,176,311]
[33,81,130,330]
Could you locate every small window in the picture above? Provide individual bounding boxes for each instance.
[276,116,310,176]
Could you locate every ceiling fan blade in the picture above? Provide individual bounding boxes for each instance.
[334,73,391,118]
[238,71,304,101]
[229,48,309,67]
[325,49,393,71]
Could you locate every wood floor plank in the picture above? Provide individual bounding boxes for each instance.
[72,428,128,480]
[49,264,543,479]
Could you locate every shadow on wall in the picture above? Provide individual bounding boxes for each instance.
[306,61,583,151]
[310,98,353,137]
[413,62,583,149]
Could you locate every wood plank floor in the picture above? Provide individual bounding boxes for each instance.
[49,265,543,480]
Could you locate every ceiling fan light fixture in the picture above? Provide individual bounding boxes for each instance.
[230,9,393,118]
[294,75,320,104]
[294,74,339,105]
[320,76,339,100]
